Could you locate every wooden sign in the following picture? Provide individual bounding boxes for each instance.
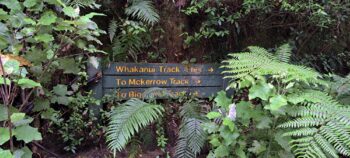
[88,63,228,99]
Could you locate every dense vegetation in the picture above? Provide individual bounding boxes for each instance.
[1,0,350,158]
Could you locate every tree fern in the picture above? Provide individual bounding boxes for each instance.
[279,91,350,158]
[175,102,207,158]
[106,98,164,151]
[222,46,324,86]
[126,0,160,25]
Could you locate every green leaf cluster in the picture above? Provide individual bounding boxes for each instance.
[106,98,164,151]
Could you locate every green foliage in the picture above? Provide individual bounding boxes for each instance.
[222,45,350,158]
[202,91,243,158]
[0,0,104,155]
[175,101,207,158]
[182,0,230,45]
[126,0,159,26]
[50,92,102,153]
[106,98,164,151]
[222,46,323,86]
[279,90,350,158]
[106,0,159,62]
[110,20,149,61]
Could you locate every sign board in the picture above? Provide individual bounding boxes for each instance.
[88,63,228,99]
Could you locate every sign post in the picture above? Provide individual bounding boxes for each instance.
[89,63,229,99]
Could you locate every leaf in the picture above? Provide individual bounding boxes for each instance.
[274,131,291,152]
[201,122,219,134]
[249,82,274,100]
[0,78,11,85]
[209,137,221,147]
[236,101,262,126]
[38,11,57,25]
[248,140,267,155]
[219,127,239,146]
[223,118,235,132]
[17,78,41,89]
[58,58,80,74]
[206,112,221,119]
[266,95,287,111]
[3,59,20,75]
[34,34,54,43]
[33,98,50,112]
[14,146,32,158]
[23,0,38,8]
[256,116,272,129]
[53,84,67,96]
[0,0,21,11]
[14,125,42,143]
[45,0,66,7]
[63,6,79,18]
[0,148,12,158]
[0,106,8,121]
[55,96,70,105]
[0,127,10,145]
[214,145,230,157]
[214,91,231,108]
[10,113,25,123]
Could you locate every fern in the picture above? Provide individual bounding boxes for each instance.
[175,102,207,158]
[106,98,164,151]
[111,29,144,61]
[108,20,118,42]
[279,91,350,158]
[142,87,176,100]
[126,0,160,25]
[275,43,292,63]
[64,0,99,8]
[222,46,324,86]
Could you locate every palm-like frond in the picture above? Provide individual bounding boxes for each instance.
[64,0,98,8]
[175,102,207,158]
[108,20,118,42]
[275,43,292,63]
[222,46,324,86]
[126,0,160,25]
[279,91,350,158]
[111,30,144,61]
[106,98,164,151]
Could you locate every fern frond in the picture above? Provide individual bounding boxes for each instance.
[280,99,350,158]
[106,98,164,151]
[276,43,292,63]
[283,128,318,137]
[64,0,98,8]
[174,138,196,158]
[278,117,325,128]
[222,46,323,86]
[108,20,118,42]
[175,102,207,157]
[182,118,206,153]
[287,90,338,105]
[126,0,160,25]
[142,87,176,100]
[111,30,144,61]
[179,102,203,119]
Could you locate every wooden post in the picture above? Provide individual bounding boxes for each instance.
[87,57,103,116]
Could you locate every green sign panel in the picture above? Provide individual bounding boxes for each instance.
[88,63,227,99]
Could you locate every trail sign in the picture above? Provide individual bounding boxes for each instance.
[88,63,228,99]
